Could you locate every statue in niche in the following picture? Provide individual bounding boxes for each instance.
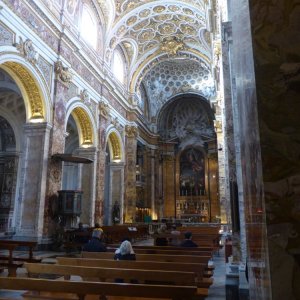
[112,201,120,224]
[55,61,73,85]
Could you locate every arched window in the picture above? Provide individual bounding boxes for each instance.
[112,49,125,84]
[80,4,98,49]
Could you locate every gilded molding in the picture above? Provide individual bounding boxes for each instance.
[13,37,37,64]
[160,37,185,56]
[125,125,138,138]
[73,107,93,146]
[214,120,222,133]
[3,61,44,120]
[109,132,121,160]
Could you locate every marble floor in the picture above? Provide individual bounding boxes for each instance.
[205,246,226,300]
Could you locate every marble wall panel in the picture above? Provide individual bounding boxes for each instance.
[124,134,137,223]
[249,1,300,299]
[231,0,271,299]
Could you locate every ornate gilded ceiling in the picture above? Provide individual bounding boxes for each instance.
[140,59,215,117]
[50,0,217,117]
[105,0,214,98]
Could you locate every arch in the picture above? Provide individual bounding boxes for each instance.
[106,128,124,162]
[66,101,96,148]
[0,55,50,123]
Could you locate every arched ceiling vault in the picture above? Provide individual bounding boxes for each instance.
[105,1,213,95]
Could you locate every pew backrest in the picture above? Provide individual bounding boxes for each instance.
[82,251,211,264]
[24,262,196,285]
[0,277,197,300]
[56,257,207,279]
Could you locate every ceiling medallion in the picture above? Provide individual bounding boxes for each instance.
[153,6,166,13]
[160,37,185,56]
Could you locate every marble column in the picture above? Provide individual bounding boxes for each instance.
[230,0,272,299]
[16,122,51,240]
[75,147,97,226]
[124,125,138,223]
[221,20,247,263]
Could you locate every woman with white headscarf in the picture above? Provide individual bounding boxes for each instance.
[114,240,136,260]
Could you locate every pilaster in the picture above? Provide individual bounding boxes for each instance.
[124,125,138,223]
[16,122,51,239]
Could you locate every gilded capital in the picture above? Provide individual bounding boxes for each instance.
[125,125,138,138]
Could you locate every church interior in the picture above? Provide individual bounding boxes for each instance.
[0,0,299,299]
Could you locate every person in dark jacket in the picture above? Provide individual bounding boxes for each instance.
[82,229,107,252]
[114,240,136,260]
[180,231,198,247]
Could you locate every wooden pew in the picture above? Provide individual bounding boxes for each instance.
[0,240,38,261]
[56,257,212,288]
[0,277,199,300]
[82,251,211,265]
[127,245,214,252]
[24,262,196,286]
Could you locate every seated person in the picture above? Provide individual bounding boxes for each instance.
[155,224,168,246]
[82,229,107,252]
[180,231,198,248]
[169,224,181,246]
[114,240,137,283]
[114,240,136,261]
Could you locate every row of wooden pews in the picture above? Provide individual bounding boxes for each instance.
[0,243,215,299]
[152,225,222,253]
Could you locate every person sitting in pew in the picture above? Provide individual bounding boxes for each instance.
[169,224,181,246]
[114,240,136,261]
[114,240,137,283]
[82,229,107,252]
[180,231,198,248]
[155,224,168,246]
